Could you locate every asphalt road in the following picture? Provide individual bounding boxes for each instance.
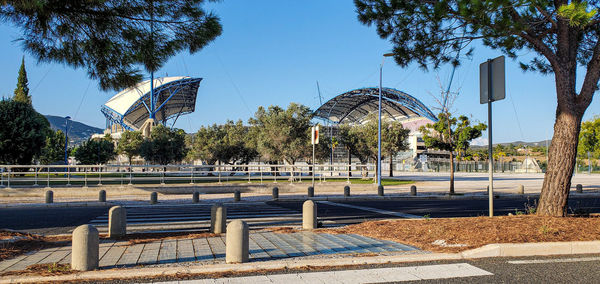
[271,196,600,218]
[0,206,109,234]
[3,196,600,235]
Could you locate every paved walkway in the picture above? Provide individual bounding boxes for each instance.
[0,231,419,273]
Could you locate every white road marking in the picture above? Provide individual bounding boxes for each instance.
[318,200,423,219]
[154,263,492,283]
[508,256,600,264]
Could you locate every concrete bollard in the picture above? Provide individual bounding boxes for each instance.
[344,185,350,197]
[378,185,384,196]
[302,200,317,229]
[518,185,524,195]
[234,190,241,202]
[71,224,99,271]
[98,190,106,202]
[45,190,53,204]
[108,206,127,238]
[410,185,417,196]
[307,186,314,198]
[272,187,279,200]
[210,203,227,234]
[150,192,158,204]
[225,220,249,264]
[576,184,583,193]
[193,191,200,203]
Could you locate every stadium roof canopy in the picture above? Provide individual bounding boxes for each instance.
[101,76,202,131]
[313,87,437,124]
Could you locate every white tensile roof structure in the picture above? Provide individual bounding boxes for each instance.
[101,76,202,131]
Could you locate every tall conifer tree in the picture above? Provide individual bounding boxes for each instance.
[13,57,30,104]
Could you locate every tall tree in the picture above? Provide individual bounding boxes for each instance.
[249,103,313,165]
[39,129,65,164]
[0,99,49,165]
[385,121,410,177]
[356,0,600,216]
[117,131,143,165]
[420,113,486,194]
[73,136,116,165]
[578,115,600,168]
[1,1,222,91]
[13,57,30,104]
[139,125,187,165]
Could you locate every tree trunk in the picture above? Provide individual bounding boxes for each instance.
[389,151,393,177]
[347,150,352,177]
[449,151,455,195]
[537,109,582,216]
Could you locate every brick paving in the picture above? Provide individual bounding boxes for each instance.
[0,232,419,272]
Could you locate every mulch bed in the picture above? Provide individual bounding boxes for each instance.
[317,215,600,253]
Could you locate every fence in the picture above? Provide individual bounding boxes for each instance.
[0,164,377,188]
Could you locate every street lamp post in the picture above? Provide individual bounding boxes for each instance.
[64,116,71,165]
[378,53,394,187]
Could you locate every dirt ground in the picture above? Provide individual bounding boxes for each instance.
[318,215,600,253]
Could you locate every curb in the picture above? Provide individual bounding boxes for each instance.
[2,241,600,283]
[0,202,113,208]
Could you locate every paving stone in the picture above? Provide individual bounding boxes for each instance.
[291,232,336,255]
[319,234,370,254]
[0,254,29,272]
[158,240,177,264]
[6,247,60,271]
[335,234,387,253]
[249,233,288,258]
[138,247,160,265]
[99,243,127,267]
[177,239,195,263]
[192,238,214,261]
[259,232,304,257]
[280,233,319,256]
[206,237,226,260]
[309,233,348,253]
[248,236,270,260]
[116,243,144,266]
[41,249,71,264]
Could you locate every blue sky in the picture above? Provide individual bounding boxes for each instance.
[0,1,598,144]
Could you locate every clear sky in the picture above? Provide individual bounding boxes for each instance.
[0,1,598,144]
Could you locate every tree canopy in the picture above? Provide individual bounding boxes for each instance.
[190,120,258,165]
[578,115,600,159]
[0,0,222,91]
[117,131,144,165]
[73,135,116,165]
[139,125,187,165]
[0,100,49,165]
[39,129,65,164]
[249,103,313,165]
[13,57,30,104]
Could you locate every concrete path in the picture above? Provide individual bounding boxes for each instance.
[0,231,419,273]
[153,263,493,283]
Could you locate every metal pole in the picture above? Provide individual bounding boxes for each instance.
[312,142,315,188]
[377,63,382,187]
[64,116,70,165]
[487,59,494,217]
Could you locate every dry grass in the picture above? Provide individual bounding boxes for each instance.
[259,227,299,234]
[317,215,600,253]
[0,263,72,277]
[0,231,70,262]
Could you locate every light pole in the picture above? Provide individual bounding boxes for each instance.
[378,53,394,186]
[64,116,71,165]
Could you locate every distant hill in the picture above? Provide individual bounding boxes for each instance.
[44,115,103,144]
[472,140,551,149]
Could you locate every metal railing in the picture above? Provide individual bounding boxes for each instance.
[0,164,377,188]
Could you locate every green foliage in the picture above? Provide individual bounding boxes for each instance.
[139,125,187,165]
[558,1,597,27]
[13,56,30,104]
[0,99,49,165]
[420,113,487,159]
[248,103,313,164]
[73,136,116,165]
[578,116,600,159]
[337,114,410,174]
[190,120,258,165]
[117,131,143,164]
[1,1,222,91]
[39,130,65,165]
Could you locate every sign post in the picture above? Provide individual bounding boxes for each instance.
[311,125,320,188]
[480,56,505,217]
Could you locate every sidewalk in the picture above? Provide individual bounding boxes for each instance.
[0,231,419,273]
